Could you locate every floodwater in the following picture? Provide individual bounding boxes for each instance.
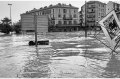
[0,31,120,78]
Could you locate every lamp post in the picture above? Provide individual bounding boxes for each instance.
[8,3,12,25]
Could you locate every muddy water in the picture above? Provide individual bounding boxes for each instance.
[0,32,120,78]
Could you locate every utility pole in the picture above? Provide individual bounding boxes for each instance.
[8,3,12,25]
[85,1,87,37]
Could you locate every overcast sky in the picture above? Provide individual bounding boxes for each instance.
[0,0,119,23]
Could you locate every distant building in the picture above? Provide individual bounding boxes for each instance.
[81,1,106,29]
[21,3,80,32]
[106,1,120,20]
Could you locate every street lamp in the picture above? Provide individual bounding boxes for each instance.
[8,3,12,25]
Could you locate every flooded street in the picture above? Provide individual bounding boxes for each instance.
[0,31,120,78]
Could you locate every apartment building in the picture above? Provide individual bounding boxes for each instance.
[79,11,82,27]
[21,3,79,32]
[106,1,120,20]
[81,1,106,29]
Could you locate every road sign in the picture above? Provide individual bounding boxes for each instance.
[21,14,49,47]
[99,10,120,50]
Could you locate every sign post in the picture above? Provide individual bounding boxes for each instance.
[34,13,37,47]
[85,1,87,38]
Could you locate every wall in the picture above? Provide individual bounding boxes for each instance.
[106,1,114,15]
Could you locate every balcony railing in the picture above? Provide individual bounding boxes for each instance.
[87,10,95,13]
[51,17,55,20]
[87,20,95,22]
[87,15,95,18]
[63,17,72,20]
[87,5,95,8]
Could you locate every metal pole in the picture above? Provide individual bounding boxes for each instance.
[34,13,37,47]
[85,1,87,37]
[8,4,12,25]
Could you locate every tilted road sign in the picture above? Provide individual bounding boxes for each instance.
[99,10,120,50]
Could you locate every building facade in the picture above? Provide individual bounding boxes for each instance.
[79,11,82,28]
[81,1,106,29]
[21,3,79,32]
[106,1,120,20]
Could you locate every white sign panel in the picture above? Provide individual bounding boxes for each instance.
[99,10,120,49]
[21,14,34,31]
[21,14,48,33]
[36,15,48,34]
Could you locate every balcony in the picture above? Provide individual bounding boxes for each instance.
[63,17,72,20]
[87,20,95,22]
[87,10,95,13]
[87,9,95,13]
[51,17,55,20]
[87,15,95,18]
[87,4,95,8]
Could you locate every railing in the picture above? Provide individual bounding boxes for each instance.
[87,10,95,13]
[51,17,55,20]
[87,5,95,8]
[63,17,72,20]
[87,15,95,18]
[87,20,95,22]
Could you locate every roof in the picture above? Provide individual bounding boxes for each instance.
[107,1,120,5]
[48,3,78,9]
[81,0,106,8]
[87,1,106,5]
[22,3,79,15]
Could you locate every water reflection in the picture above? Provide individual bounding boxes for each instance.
[21,47,51,78]
[53,49,81,57]
[80,44,109,77]
[102,55,120,78]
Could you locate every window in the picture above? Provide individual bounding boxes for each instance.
[69,9,71,14]
[36,12,38,15]
[42,11,44,15]
[53,9,54,14]
[74,9,76,13]
[39,12,41,15]
[52,15,55,20]
[69,15,72,19]
[119,6,120,10]
[91,5,95,7]
[99,4,100,7]
[58,14,61,18]
[69,21,72,25]
[52,21,55,25]
[63,14,66,19]
[63,9,67,13]
[92,9,94,12]
[59,9,60,13]
[103,5,104,7]
[32,13,34,15]
[58,21,62,25]
[99,13,100,16]
[74,14,76,18]
[49,10,51,14]
[74,20,77,24]
[64,21,67,25]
